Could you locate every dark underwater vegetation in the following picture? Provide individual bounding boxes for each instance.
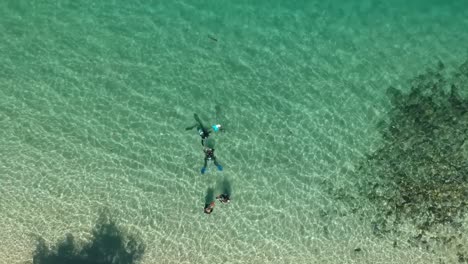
[353,59,468,258]
[32,215,145,264]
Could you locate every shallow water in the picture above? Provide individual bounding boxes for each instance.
[1,0,468,263]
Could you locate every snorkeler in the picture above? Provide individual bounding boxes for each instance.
[216,193,231,204]
[201,146,223,174]
[185,113,223,146]
[204,201,215,214]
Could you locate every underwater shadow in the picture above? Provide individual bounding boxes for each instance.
[218,178,232,197]
[205,187,215,205]
[32,216,145,264]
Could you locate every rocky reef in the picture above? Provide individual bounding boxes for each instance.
[358,59,468,254]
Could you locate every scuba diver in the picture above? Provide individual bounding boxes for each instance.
[216,193,231,204]
[185,113,223,146]
[201,145,223,174]
[186,111,225,174]
[204,201,215,214]
[204,187,216,214]
[216,178,231,203]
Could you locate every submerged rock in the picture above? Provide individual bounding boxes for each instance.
[357,59,468,252]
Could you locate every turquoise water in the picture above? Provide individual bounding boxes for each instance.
[1,1,467,263]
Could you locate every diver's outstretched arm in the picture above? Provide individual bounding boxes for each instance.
[193,113,207,130]
[185,123,198,130]
[186,113,207,131]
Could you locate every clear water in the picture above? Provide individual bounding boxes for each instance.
[1,0,467,263]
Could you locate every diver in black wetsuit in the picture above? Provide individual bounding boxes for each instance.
[216,193,231,204]
[185,113,222,146]
[201,147,223,174]
[216,178,231,203]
